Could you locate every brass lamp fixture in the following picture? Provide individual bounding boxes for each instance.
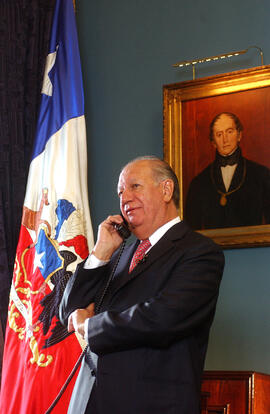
[172,45,264,80]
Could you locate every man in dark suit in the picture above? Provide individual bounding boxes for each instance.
[185,112,270,230]
[59,156,224,414]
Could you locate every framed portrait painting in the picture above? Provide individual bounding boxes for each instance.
[163,65,270,248]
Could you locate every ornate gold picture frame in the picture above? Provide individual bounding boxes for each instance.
[163,65,270,248]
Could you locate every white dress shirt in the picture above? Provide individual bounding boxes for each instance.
[221,164,237,192]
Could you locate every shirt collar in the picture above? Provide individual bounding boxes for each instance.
[148,216,180,248]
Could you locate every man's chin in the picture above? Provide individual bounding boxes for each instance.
[220,146,237,156]
[127,218,141,228]
[126,217,145,234]
[126,211,141,224]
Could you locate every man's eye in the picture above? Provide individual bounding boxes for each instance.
[132,184,140,189]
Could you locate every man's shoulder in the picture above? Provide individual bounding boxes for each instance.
[189,163,213,187]
[166,222,225,271]
[168,220,223,253]
[245,157,270,174]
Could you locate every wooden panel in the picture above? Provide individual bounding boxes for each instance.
[253,372,270,413]
[201,371,270,414]
[206,406,230,414]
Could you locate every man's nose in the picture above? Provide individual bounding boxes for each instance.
[223,132,229,142]
[121,188,133,204]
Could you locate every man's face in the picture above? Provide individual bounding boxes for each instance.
[212,114,241,156]
[117,160,167,238]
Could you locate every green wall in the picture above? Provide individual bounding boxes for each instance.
[76,0,270,373]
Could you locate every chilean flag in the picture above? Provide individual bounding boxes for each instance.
[0,1,94,413]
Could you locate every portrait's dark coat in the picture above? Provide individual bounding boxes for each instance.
[59,221,224,414]
[185,155,270,230]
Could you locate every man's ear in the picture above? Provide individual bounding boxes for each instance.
[238,131,242,142]
[162,179,174,202]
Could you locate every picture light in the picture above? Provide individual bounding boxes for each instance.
[172,45,264,79]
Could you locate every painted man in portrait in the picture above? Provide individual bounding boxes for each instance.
[185,112,270,230]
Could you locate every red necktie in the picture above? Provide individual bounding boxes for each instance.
[129,239,151,273]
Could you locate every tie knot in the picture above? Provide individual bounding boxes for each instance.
[139,238,151,251]
[129,239,151,273]
[216,146,241,167]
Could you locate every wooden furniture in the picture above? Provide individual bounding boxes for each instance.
[201,371,270,414]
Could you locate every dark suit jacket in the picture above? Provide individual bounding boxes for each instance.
[59,221,224,414]
[185,156,270,230]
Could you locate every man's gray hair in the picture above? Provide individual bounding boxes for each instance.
[122,155,180,207]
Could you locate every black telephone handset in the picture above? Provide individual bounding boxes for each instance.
[115,215,131,239]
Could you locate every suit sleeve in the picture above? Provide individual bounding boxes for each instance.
[86,239,224,355]
[59,260,110,326]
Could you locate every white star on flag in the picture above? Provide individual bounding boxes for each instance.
[33,250,45,273]
[41,46,58,96]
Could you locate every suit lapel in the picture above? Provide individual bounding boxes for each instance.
[213,163,226,192]
[229,157,245,191]
[109,221,189,296]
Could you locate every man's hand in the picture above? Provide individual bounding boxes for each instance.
[93,214,127,261]
[68,303,95,337]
